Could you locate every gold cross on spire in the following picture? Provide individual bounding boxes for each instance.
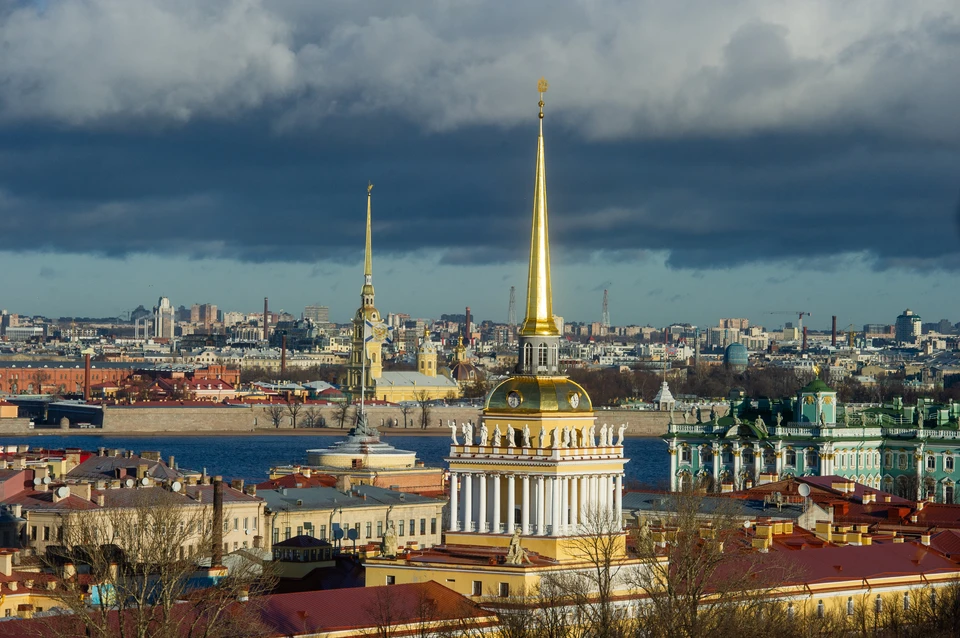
[538,77,548,119]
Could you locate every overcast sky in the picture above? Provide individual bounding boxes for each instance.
[1,0,958,329]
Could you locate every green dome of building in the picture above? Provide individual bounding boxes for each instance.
[801,378,834,394]
[724,343,749,372]
[485,376,593,413]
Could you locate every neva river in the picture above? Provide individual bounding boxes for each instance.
[0,434,669,488]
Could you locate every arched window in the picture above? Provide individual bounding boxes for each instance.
[523,343,533,368]
[700,447,712,464]
[946,484,955,504]
[927,455,937,471]
[805,449,818,469]
[537,343,548,369]
[884,452,893,468]
[947,456,955,472]
[785,449,797,467]
[680,446,691,464]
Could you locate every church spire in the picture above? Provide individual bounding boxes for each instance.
[521,77,559,337]
[362,182,375,304]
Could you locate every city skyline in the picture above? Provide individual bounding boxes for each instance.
[2,1,959,326]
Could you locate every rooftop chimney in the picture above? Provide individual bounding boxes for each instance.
[168,456,175,470]
[802,326,808,351]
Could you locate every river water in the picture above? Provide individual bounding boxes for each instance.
[0,434,669,488]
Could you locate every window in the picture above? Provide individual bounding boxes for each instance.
[928,455,936,471]
[523,343,533,367]
[410,519,416,536]
[499,582,510,597]
[785,450,796,467]
[885,452,893,468]
[284,527,291,541]
[366,522,373,539]
[538,343,548,368]
[234,518,239,531]
[701,448,713,464]
[273,528,279,545]
[244,517,249,530]
[805,449,818,469]
[680,447,691,463]
[297,526,303,537]
[899,454,908,470]
[253,517,257,530]
[947,456,955,472]
[4,609,10,617]
[420,518,426,535]
[472,581,482,596]
[223,519,229,533]
[43,526,50,541]
[431,518,437,534]
[386,575,395,585]
[320,525,327,539]
[399,521,405,536]
[377,521,383,538]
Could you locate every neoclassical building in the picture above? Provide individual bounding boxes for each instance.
[365,81,637,597]
[666,379,960,501]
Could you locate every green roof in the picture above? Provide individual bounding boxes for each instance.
[801,379,834,394]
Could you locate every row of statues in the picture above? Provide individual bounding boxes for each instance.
[448,421,627,448]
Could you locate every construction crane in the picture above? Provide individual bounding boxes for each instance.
[601,289,610,329]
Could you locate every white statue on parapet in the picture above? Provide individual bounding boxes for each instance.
[588,424,596,447]
[599,424,609,446]
[552,427,562,448]
[507,424,515,448]
[522,424,531,447]
[538,427,547,448]
[493,425,503,448]
[505,527,529,565]
[381,521,398,557]
[448,421,458,444]
[461,422,472,445]
[616,424,627,446]
[478,422,489,446]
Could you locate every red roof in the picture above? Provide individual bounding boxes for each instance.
[256,473,337,490]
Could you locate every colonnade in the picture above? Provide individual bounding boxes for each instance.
[449,471,623,536]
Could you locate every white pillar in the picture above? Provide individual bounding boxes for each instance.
[478,472,488,533]
[775,442,783,477]
[580,475,589,521]
[536,476,546,535]
[492,474,502,534]
[560,477,569,534]
[521,475,530,535]
[463,473,473,532]
[570,475,579,528]
[449,472,459,532]
[614,474,623,530]
[552,477,561,536]
[669,444,678,491]
[713,444,721,486]
[507,474,516,533]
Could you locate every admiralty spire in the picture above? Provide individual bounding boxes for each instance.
[518,77,561,375]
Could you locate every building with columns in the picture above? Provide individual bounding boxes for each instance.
[666,380,960,502]
[365,81,639,598]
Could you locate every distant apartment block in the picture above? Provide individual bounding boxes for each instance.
[303,305,330,324]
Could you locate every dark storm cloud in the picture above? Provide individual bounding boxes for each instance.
[1,0,959,273]
[1,115,958,271]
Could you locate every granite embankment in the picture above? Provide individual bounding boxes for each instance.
[1,405,686,437]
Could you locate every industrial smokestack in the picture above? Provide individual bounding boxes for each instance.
[212,476,224,566]
[464,306,471,344]
[83,353,91,402]
[802,326,808,352]
[263,297,269,342]
[280,334,287,380]
[831,316,837,347]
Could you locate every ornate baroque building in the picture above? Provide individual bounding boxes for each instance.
[666,379,960,501]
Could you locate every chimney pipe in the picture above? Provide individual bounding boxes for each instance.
[212,476,224,566]
[263,297,269,342]
[831,316,837,347]
[168,455,175,470]
[281,334,287,380]
[83,353,91,402]
[802,326,808,352]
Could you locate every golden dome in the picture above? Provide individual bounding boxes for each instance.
[485,376,592,413]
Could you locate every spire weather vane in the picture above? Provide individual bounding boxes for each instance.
[538,76,548,118]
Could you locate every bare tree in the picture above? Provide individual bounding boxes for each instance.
[302,407,320,429]
[39,489,272,638]
[414,391,432,429]
[335,401,352,429]
[285,397,302,429]
[265,404,285,429]
[399,404,413,429]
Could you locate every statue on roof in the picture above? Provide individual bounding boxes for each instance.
[538,426,547,448]
[776,412,783,427]
[506,424,515,448]
[478,422,489,446]
[461,421,473,444]
[505,527,529,565]
[448,421,458,444]
[493,425,503,448]
[616,424,627,446]
[381,521,398,557]
[711,410,719,426]
[588,423,596,446]
[522,424,531,448]
[696,406,704,423]
[754,416,767,436]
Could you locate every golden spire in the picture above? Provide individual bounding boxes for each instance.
[362,182,374,299]
[521,77,559,337]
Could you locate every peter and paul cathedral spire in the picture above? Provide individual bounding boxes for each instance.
[362,181,375,308]
[346,182,382,397]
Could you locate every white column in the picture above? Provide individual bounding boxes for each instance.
[601,475,611,511]
[713,444,721,486]
[570,475,579,528]
[560,477,569,534]
[552,476,563,536]
[521,475,530,535]
[536,476,546,535]
[478,472,488,533]
[492,474,502,534]
[669,441,678,491]
[733,444,742,488]
[463,473,473,532]
[586,475,595,516]
[449,472,459,532]
[775,442,783,477]
[507,474,516,533]
[580,475,588,521]
[614,474,623,530]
